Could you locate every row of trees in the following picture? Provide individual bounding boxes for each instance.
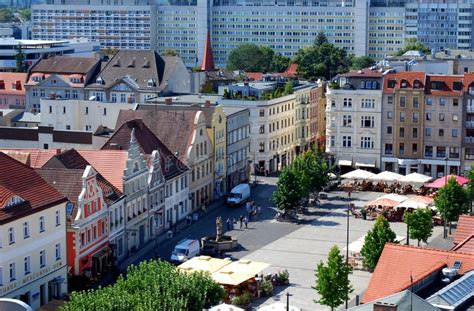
[272,149,331,213]
[61,260,224,310]
[0,8,30,23]
[226,33,431,81]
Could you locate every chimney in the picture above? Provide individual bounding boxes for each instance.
[56,149,61,155]
[204,100,211,108]
[244,82,249,86]
[373,302,397,311]
[165,98,172,105]
[109,143,121,150]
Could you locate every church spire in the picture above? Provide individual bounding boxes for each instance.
[201,32,215,71]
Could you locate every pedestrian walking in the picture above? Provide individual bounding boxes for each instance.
[239,215,243,229]
[226,218,231,231]
[231,218,235,230]
[244,217,248,228]
[257,204,261,214]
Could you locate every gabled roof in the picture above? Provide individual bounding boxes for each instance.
[0,149,62,168]
[362,244,474,304]
[245,72,263,81]
[87,50,181,91]
[451,235,474,254]
[454,215,474,245]
[425,75,464,97]
[463,72,474,92]
[102,119,187,179]
[282,63,298,78]
[0,152,66,224]
[0,72,27,96]
[349,290,437,311]
[29,56,99,75]
[115,110,198,162]
[339,68,383,78]
[383,72,426,93]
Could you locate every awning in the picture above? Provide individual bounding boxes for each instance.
[398,159,420,166]
[341,169,375,180]
[178,256,231,274]
[355,157,376,168]
[218,259,270,276]
[338,159,352,166]
[211,271,254,286]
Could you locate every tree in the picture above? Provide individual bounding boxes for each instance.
[395,38,431,56]
[270,53,291,72]
[163,48,179,56]
[314,32,329,46]
[360,216,396,271]
[61,260,225,311]
[292,149,331,199]
[14,46,28,73]
[466,163,474,214]
[434,177,470,234]
[227,43,274,72]
[404,208,433,246]
[313,246,353,310]
[18,8,31,22]
[294,32,351,81]
[272,166,302,213]
[0,8,15,23]
[283,80,293,95]
[350,56,375,70]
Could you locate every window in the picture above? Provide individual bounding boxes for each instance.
[452,114,458,122]
[453,82,462,91]
[387,96,393,105]
[343,98,352,107]
[55,243,61,260]
[9,263,15,281]
[85,107,89,115]
[361,116,375,128]
[0,267,2,286]
[399,96,406,107]
[439,98,446,106]
[412,143,418,154]
[387,126,392,134]
[23,222,29,239]
[413,80,421,88]
[49,106,52,113]
[427,98,433,105]
[342,136,352,148]
[425,146,433,157]
[360,137,374,149]
[439,113,445,121]
[400,80,407,88]
[399,112,405,122]
[385,144,393,155]
[426,113,432,121]
[387,111,393,119]
[399,143,405,155]
[330,136,335,147]
[32,89,38,97]
[425,128,432,137]
[62,106,66,114]
[436,146,446,158]
[413,112,419,123]
[342,115,352,127]
[8,228,14,244]
[399,127,405,138]
[40,250,46,268]
[40,89,45,97]
[361,98,375,108]
[259,109,265,117]
[39,216,45,232]
[259,125,265,134]
[259,142,265,153]
[450,147,459,158]
[65,90,70,98]
[387,80,396,88]
[55,210,60,226]
[439,129,444,137]
[413,97,419,108]
[103,108,107,116]
[24,256,30,275]
[452,129,458,137]
[412,128,418,138]
[72,90,78,99]
[453,98,459,106]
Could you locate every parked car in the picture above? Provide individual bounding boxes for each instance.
[170,239,200,263]
[226,183,251,206]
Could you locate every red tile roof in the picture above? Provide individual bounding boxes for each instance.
[362,244,474,304]
[426,75,464,96]
[339,68,383,78]
[245,72,263,81]
[451,235,474,254]
[0,149,61,168]
[102,119,187,179]
[0,152,66,224]
[463,73,474,92]
[0,72,27,96]
[282,63,298,78]
[383,72,426,94]
[454,215,474,245]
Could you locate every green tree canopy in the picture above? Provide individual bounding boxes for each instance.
[61,260,225,311]
[404,208,433,246]
[272,166,302,213]
[18,8,31,21]
[350,56,375,70]
[360,216,396,271]
[163,48,179,56]
[0,8,15,23]
[434,177,470,224]
[466,163,474,213]
[270,53,291,73]
[395,38,431,56]
[15,46,28,73]
[313,246,353,310]
[294,32,351,81]
[292,149,331,199]
[227,44,274,72]
[283,80,293,96]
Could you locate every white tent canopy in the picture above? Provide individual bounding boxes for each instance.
[398,172,433,184]
[341,169,375,180]
[380,193,409,203]
[210,303,244,311]
[369,171,403,182]
[396,196,435,210]
[258,302,301,311]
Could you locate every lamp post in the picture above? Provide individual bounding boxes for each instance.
[345,190,351,310]
[443,156,448,239]
[286,292,293,311]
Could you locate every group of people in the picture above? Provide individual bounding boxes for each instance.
[225,199,262,231]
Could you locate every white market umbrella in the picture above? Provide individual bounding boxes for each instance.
[398,172,433,184]
[396,196,434,210]
[258,302,301,311]
[341,169,375,180]
[380,193,409,203]
[210,303,244,311]
[369,171,403,182]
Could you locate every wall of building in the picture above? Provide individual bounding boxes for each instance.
[226,109,250,190]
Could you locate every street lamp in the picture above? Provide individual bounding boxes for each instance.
[345,189,351,310]
[443,157,448,239]
[286,292,293,311]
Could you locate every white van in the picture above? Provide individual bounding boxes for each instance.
[170,239,200,263]
[226,183,251,206]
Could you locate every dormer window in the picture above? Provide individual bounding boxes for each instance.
[32,76,42,82]
[387,80,396,88]
[96,77,104,85]
[147,79,156,87]
[2,195,24,208]
[413,79,421,88]
[70,77,81,84]
[400,79,408,88]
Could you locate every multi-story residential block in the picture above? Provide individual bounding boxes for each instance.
[0,73,26,109]
[294,84,312,154]
[37,164,124,277]
[25,57,101,112]
[0,153,68,309]
[115,110,213,211]
[102,119,190,232]
[326,69,384,171]
[223,107,251,190]
[462,73,474,171]
[309,80,327,151]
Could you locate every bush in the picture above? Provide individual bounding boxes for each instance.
[232,292,252,307]
[278,269,290,285]
[261,280,274,296]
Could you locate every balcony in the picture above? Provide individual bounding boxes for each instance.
[466,121,474,128]
[466,136,474,144]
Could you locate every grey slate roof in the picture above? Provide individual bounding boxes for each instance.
[29,56,99,74]
[348,290,438,311]
[12,112,41,123]
[87,50,181,92]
